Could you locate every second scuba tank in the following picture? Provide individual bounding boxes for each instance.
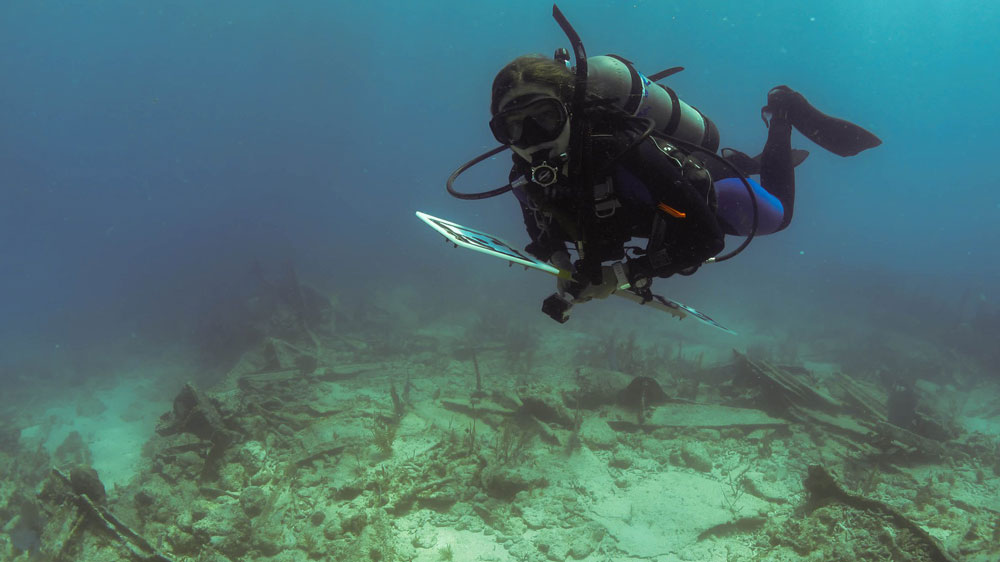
[586,55,719,153]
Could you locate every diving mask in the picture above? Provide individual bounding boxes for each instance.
[489,96,569,148]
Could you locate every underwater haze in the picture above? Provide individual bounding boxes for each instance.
[2,1,1000,561]
[2,0,999,365]
[2,0,999,367]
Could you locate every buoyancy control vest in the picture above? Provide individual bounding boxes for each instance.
[522,109,718,284]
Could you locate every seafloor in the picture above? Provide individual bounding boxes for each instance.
[1,276,998,562]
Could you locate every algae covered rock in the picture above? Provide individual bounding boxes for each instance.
[534,528,571,561]
[518,504,550,529]
[562,368,632,409]
[680,442,713,473]
[239,485,267,517]
[579,417,617,450]
[744,470,791,504]
[133,487,173,524]
[156,383,226,441]
[68,465,105,504]
[216,462,247,492]
[617,376,670,409]
[481,464,549,500]
[518,395,574,427]
[166,526,200,556]
[534,521,604,561]
[252,525,290,556]
[238,440,269,475]
[568,522,606,559]
[191,499,252,558]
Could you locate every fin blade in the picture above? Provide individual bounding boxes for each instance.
[768,86,882,157]
[648,66,684,82]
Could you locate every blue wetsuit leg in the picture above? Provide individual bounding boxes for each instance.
[714,177,785,236]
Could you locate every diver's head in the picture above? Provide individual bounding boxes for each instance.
[490,55,574,164]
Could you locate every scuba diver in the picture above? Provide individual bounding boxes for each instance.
[447,6,881,323]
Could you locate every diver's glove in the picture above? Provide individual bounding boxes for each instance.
[550,250,575,295]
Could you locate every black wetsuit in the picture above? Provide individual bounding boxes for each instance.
[511,116,725,284]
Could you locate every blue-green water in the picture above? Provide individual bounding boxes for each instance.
[1,2,998,561]
[2,1,998,364]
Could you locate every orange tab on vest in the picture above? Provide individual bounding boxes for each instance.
[657,202,686,218]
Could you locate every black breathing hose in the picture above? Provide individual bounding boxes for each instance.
[445,145,512,200]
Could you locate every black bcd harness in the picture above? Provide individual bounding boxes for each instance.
[521,110,717,286]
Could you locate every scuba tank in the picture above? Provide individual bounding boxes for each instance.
[585,55,720,153]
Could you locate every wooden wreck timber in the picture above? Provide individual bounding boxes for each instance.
[804,465,957,562]
[732,351,844,415]
[37,469,173,562]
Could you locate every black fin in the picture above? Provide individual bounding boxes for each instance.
[648,66,684,82]
[763,86,881,157]
[721,148,809,176]
[788,148,810,168]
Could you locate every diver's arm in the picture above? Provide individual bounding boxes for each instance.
[517,203,568,263]
[514,197,574,266]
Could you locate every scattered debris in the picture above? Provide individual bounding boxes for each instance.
[35,469,173,562]
[3,304,998,562]
[803,465,956,562]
